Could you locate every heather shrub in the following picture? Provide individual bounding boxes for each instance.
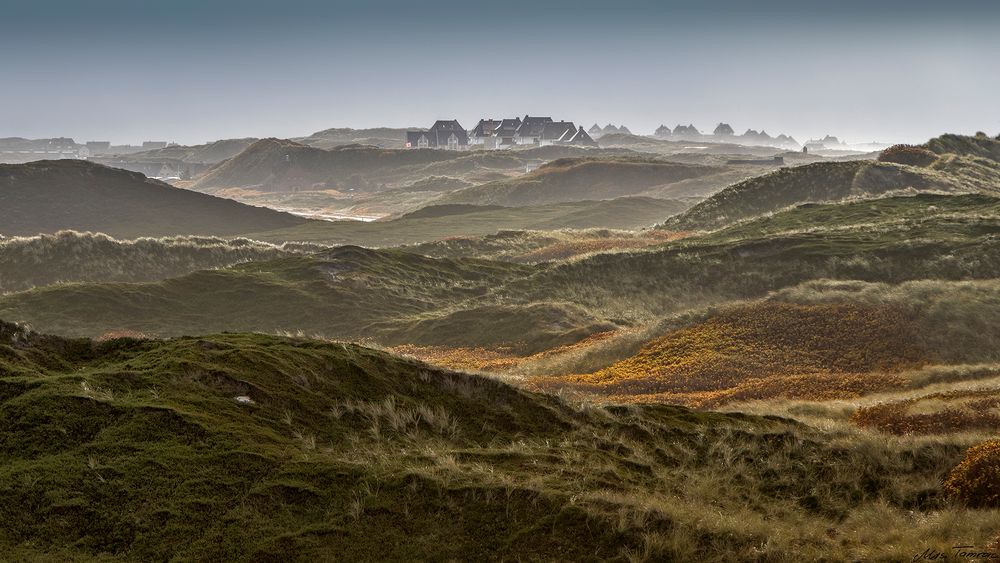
[943,439,1000,508]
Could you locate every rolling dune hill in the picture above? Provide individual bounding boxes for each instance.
[663,134,1000,232]
[0,231,320,293]
[2,321,997,560]
[0,160,307,238]
[434,157,724,207]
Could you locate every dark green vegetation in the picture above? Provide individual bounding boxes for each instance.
[0,246,614,353]
[0,160,307,238]
[505,192,1000,324]
[663,134,1000,231]
[3,192,1000,349]
[435,157,723,206]
[2,322,995,561]
[0,231,320,293]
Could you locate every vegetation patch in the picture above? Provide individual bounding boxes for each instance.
[852,389,1000,435]
[528,302,927,407]
[943,439,1000,508]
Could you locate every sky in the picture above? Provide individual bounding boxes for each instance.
[2,0,998,146]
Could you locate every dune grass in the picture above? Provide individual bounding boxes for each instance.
[2,321,999,561]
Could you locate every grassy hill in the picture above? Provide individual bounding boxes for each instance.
[664,134,1000,232]
[0,247,613,353]
[2,322,996,560]
[0,160,307,238]
[498,192,1000,324]
[110,138,258,164]
[434,157,724,207]
[4,191,1000,347]
[294,126,412,149]
[190,139,463,193]
[246,197,689,246]
[0,231,319,293]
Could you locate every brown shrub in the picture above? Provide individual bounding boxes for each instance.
[877,144,939,167]
[852,389,1000,435]
[943,440,1000,508]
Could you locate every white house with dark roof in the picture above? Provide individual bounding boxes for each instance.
[405,120,469,150]
[539,121,576,146]
[467,117,525,149]
[514,115,553,145]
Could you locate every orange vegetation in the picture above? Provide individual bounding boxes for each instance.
[943,439,1000,508]
[852,389,1000,435]
[394,330,624,373]
[526,302,928,408]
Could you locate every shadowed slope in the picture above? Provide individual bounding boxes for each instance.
[0,160,306,238]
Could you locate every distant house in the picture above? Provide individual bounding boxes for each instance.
[494,118,522,147]
[654,124,672,137]
[142,141,168,150]
[469,119,501,147]
[588,123,603,137]
[405,120,469,150]
[540,122,597,147]
[602,124,620,135]
[515,116,554,145]
[714,123,735,136]
[673,124,701,137]
[564,126,598,147]
[469,118,524,149]
[539,121,577,146]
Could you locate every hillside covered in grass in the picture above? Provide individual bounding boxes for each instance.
[2,321,998,561]
[0,160,307,238]
[245,197,689,246]
[4,191,1000,351]
[662,134,1000,232]
[0,246,614,353]
[435,157,723,206]
[0,231,321,293]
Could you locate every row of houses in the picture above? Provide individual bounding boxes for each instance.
[405,116,597,150]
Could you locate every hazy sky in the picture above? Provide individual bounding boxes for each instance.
[2,0,998,145]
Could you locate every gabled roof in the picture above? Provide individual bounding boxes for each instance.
[496,117,522,134]
[540,121,576,141]
[428,120,468,145]
[566,126,597,146]
[516,116,553,137]
[470,119,500,138]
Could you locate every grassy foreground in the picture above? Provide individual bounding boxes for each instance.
[2,321,998,561]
